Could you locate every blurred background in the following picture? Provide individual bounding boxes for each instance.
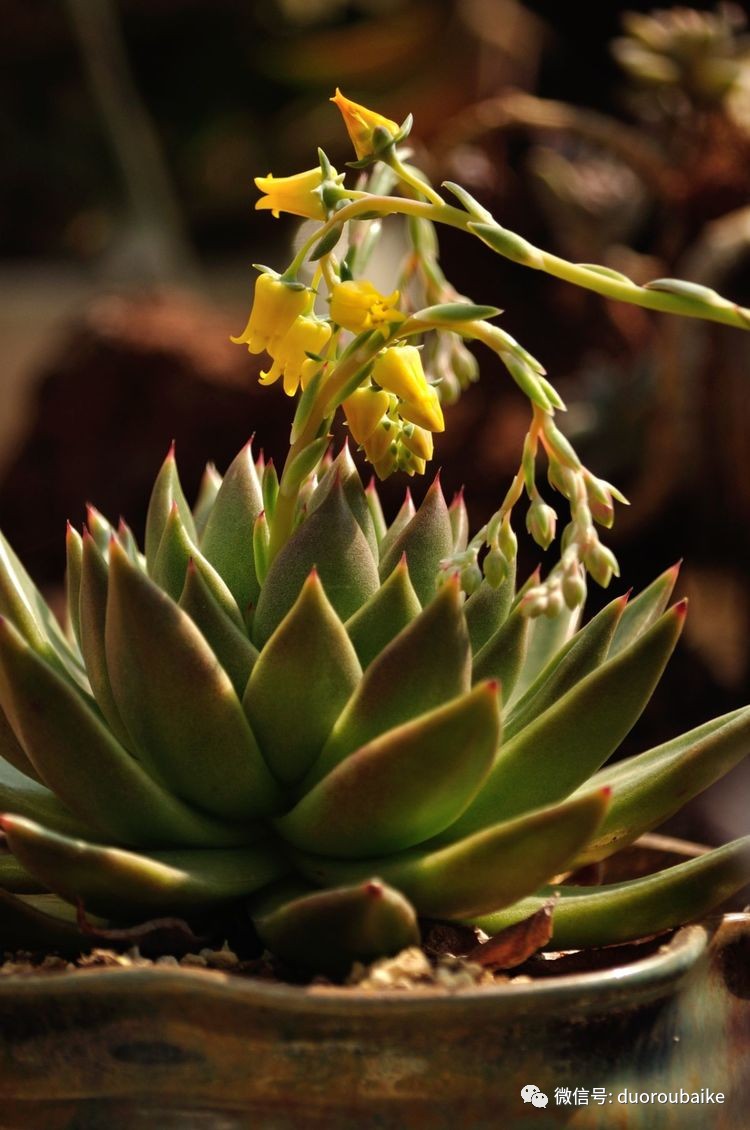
[2,0,749,841]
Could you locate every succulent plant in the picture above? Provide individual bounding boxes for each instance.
[1,89,749,976]
[0,443,748,974]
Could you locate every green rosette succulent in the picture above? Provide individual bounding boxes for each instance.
[0,442,748,974]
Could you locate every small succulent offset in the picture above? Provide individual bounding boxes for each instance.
[1,93,750,976]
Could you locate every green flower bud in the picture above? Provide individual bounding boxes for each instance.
[583,542,620,588]
[526,499,557,551]
[483,546,508,589]
[562,565,587,610]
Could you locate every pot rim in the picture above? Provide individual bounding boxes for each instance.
[0,921,715,1016]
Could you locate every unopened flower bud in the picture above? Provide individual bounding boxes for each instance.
[526,499,557,551]
[543,586,565,619]
[460,559,483,596]
[331,88,400,161]
[562,565,587,610]
[498,518,518,562]
[583,542,620,588]
[521,587,549,618]
[483,546,508,589]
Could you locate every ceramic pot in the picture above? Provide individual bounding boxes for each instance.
[0,836,747,1130]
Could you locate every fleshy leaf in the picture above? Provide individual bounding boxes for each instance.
[308,446,379,561]
[0,758,92,839]
[144,445,197,572]
[378,490,416,561]
[252,476,380,647]
[192,462,223,539]
[106,541,282,822]
[0,530,87,689]
[79,531,132,749]
[243,572,362,785]
[510,596,582,705]
[609,562,680,656]
[0,815,288,919]
[574,706,750,865]
[199,443,263,624]
[464,561,517,654]
[0,616,259,848]
[344,556,421,668]
[504,592,628,739]
[254,879,420,975]
[277,682,500,858]
[378,476,454,604]
[65,523,83,650]
[305,576,472,788]
[179,560,258,698]
[471,602,530,701]
[444,603,686,838]
[293,790,609,920]
[472,838,750,949]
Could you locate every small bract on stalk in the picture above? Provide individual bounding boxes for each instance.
[0,92,749,975]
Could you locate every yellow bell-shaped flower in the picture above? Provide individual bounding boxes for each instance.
[232,273,310,356]
[260,315,332,397]
[329,280,403,335]
[330,88,400,161]
[372,346,445,433]
[342,386,391,446]
[255,166,342,221]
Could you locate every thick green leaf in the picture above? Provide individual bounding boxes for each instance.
[308,446,379,561]
[573,707,750,865]
[448,490,469,554]
[305,577,472,788]
[344,557,421,668]
[0,815,288,919]
[443,603,686,838]
[243,572,362,785]
[472,602,530,701]
[378,476,454,604]
[504,592,628,739]
[144,444,197,571]
[464,562,517,653]
[0,530,87,689]
[0,616,258,848]
[79,530,132,749]
[106,542,282,822]
[365,478,387,545]
[65,523,83,650]
[609,562,679,657]
[293,790,609,919]
[471,838,750,948]
[253,476,380,647]
[277,682,500,858]
[199,443,263,623]
[0,757,96,840]
[192,462,223,538]
[510,596,582,705]
[0,851,44,893]
[0,702,39,781]
[254,880,420,975]
[378,490,416,561]
[179,560,258,698]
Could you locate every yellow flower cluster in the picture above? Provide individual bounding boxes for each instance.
[343,345,444,478]
[232,274,330,396]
